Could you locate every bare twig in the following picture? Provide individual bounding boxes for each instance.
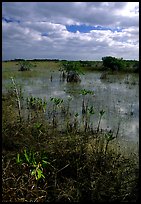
[115,121,120,138]
[57,163,70,173]
[11,77,22,122]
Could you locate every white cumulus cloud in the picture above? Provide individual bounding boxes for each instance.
[2,2,139,60]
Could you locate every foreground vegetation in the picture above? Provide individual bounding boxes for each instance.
[2,81,139,202]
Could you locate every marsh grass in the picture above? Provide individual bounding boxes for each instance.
[2,88,139,202]
[2,61,61,79]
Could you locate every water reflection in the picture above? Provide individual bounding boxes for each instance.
[3,71,139,143]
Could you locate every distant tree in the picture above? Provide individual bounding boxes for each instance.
[102,56,126,71]
[60,61,82,82]
[61,61,82,74]
[18,60,33,71]
[133,61,139,73]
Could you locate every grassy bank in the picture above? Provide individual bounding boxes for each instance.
[2,61,62,80]
[2,59,139,80]
[2,86,139,202]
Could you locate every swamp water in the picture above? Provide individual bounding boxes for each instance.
[3,70,139,147]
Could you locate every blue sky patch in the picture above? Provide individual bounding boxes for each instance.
[2,17,20,23]
[66,25,123,33]
[41,33,48,37]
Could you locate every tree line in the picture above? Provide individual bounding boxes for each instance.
[102,56,139,72]
[3,56,138,73]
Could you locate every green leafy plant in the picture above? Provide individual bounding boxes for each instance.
[60,61,83,82]
[79,89,95,131]
[88,106,95,115]
[86,105,95,131]
[34,122,42,130]
[80,89,95,115]
[97,109,105,132]
[80,89,94,96]
[50,97,63,106]
[61,61,83,75]
[16,153,22,164]
[104,132,115,154]
[16,149,48,181]
[50,97,64,128]
[18,60,34,71]
[27,96,47,112]
[75,112,79,117]
[31,162,45,180]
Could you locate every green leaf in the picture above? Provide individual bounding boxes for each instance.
[80,89,94,96]
[88,106,95,114]
[24,149,30,163]
[37,169,42,178]
[16,153,22,164]
[31,169,36,176]
[41,174,45,179]
[99,110,105,116]
[75,113,79,117]
[50,97,63,106]
[42,160,48,164]
[37,168,45,180]
[34,122,42,129]
[32,152,37,165]
[105,132,115,142]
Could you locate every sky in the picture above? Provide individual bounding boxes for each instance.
[2,2,139,61]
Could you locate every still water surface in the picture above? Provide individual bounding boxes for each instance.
[3,70,139,145]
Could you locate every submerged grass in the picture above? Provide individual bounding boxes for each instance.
[2,88,139,202]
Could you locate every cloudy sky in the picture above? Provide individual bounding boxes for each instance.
[2,2,139,61]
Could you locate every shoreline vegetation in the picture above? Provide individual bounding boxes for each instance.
[2,56,139,73]
[2,57,139,202]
